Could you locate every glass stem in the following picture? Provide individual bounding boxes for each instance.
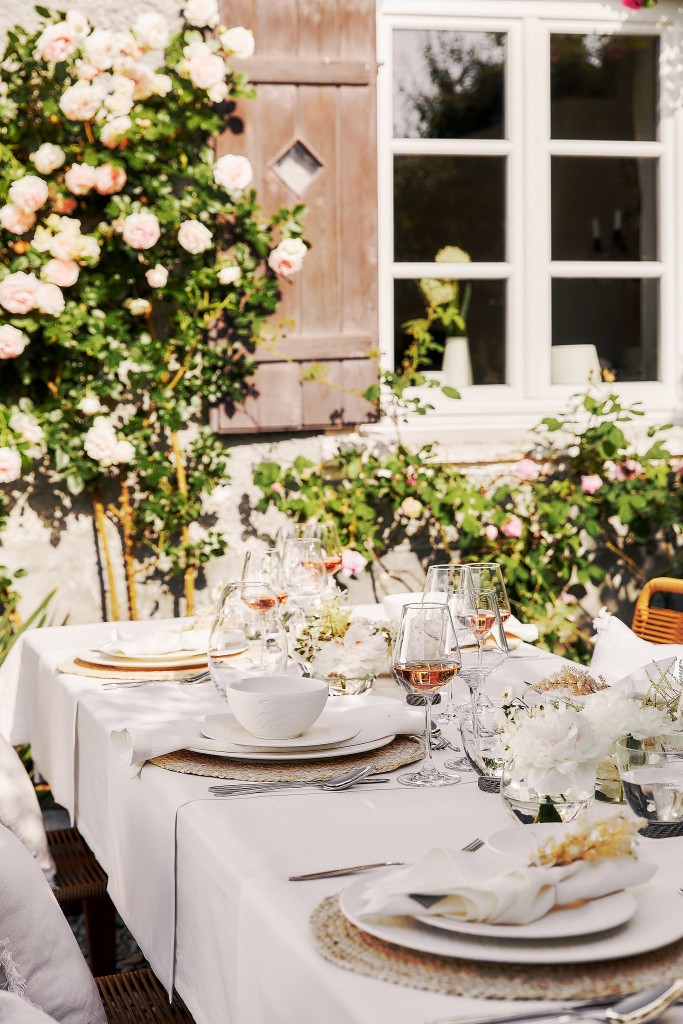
[423,697,437,774]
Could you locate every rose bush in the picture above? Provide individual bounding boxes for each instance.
[254,389,683,657]
[0,3,307,619]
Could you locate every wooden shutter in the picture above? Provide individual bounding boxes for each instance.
[211,0,379,434]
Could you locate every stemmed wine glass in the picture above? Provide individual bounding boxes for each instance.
[392,602,462,788]
[281,537,328,628]
[423,564,474,721]
[242,549,288,606]
[451,587,509,717]
[279,521,343,579]
[208,582,288,702]
[465,563,511,625]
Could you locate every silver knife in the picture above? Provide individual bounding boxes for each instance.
[289,860,405,881]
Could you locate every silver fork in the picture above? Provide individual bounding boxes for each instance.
[461,837,484,853]
[102,669,210,690]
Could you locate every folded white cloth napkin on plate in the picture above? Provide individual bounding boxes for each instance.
[359,847,655,924]
[112,699,424,776]
[505,614,539,643]
[101,627,209,657]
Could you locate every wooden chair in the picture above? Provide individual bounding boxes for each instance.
[631,577,683,645]
[97,969,194,1024]
[48,826,117,977]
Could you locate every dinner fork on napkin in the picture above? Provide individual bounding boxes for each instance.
[358,847,655,924]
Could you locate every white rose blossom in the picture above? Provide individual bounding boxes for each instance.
[183,0,220,29]
[213,153,253,193]
[59,80,104,120]
[217,265,241,285]
[178,220,213,254]
[83,418,118,465]
[307,622,389,680]
[34,21,79,63]
[220,27,255,60]
[0,447,21,483]
[78,395,103,415]
[133,13,171,52]
[187,521,209,545]
[65,9,90,35]
[113,439,135,464]
[9,410,44,453]
[84,29,122,71]
[30,143,66,175]
[145,264,168,288]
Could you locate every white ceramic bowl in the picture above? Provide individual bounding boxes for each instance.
[226,675,328,739]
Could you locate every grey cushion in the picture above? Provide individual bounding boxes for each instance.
[0,824,105,1024]
[0,734,54,886]
[0,991,58,1023]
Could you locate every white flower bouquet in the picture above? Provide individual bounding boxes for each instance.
[294,594,391,695]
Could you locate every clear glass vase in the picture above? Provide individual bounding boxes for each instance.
[326,673,375,697]
[500,763,594,825]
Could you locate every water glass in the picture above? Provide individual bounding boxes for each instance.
[208,582,288,701]
[617,735,683,822]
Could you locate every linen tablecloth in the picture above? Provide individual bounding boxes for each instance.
[3,621,657,1024]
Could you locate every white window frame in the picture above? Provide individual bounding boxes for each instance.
[376,0,683,437]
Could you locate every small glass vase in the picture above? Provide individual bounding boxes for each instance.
[500,763,594,825]
[326,672,375,697]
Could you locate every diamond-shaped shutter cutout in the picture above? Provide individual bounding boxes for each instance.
[274,141,323,196]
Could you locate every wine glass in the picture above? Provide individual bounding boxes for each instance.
[281,537,328,627]
[465,563,511,625]
[279,521,343,578]
[423,565,474,721]
[242,549,288,606]
[392,602,461,788]
[208,582,288,702]
[451,588,509,718]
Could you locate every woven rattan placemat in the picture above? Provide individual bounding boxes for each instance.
[58,656,206,682]
[311,894,683,1000]
[149,735,424,782]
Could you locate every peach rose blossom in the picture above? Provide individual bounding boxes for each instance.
[178,220,213,254]
[59,80,104,120]
[35,281,65,316]
[213,154,253,193]
[501,515,523,539]
[94,164,127,195]
[43,259,79,288]
[484,524,499,541]
[581,474,603,495]
[183,0,220,29]
[35,21,79,63]
[30,143,66,175]
[400,496,422,519]
[515,457,540,481]
[189,52,225,90]
[65,163,97,195]
[220,27,255,59]
[0,204,36,235]
[122,212,160,250]
[100,115,132,148]
[217,265,241,285]
[0,272,37,314]
[0,325,29,359]
[9,176,49,213]
[145,264,168,288]
[0,447,21,483]
[268,237,307,277]
[76,60,100,81]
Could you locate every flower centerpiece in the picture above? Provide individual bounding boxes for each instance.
[293,593,391,695]
[498,703,610,823]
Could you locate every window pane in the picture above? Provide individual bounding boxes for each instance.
[552,157,657,261]
[552,279,658,381]
[394,156,505,262]
[393,30,506,140]
[394,279,506,385]
[551,35,658,141]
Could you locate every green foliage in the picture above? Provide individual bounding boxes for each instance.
[254,388,682,658]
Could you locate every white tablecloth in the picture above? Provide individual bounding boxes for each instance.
[4,621,680,1024]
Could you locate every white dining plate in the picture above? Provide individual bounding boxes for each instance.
[200,714,360,751]
[339,870,679,964]
[414,890,635,940]
[188,733,396,762]
[486,824,588,859]
[80,648,209,670]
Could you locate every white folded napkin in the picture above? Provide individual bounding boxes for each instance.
[101,627,209,658]
[359,847,655,925]
[112,700,424,777]
[505,614,539,643]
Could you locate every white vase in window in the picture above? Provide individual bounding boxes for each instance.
[551,344,601,385]
[442,336,472,388]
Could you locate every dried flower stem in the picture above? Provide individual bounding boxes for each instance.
[171,430,195,616]
[92,492,120,621]
[119,481,138,621]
